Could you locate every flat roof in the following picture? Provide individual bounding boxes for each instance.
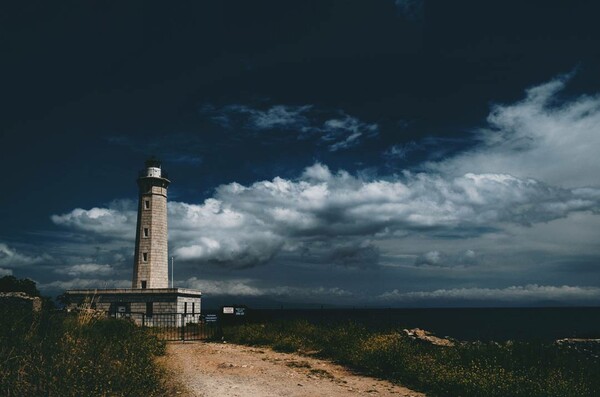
[65,288,201,296]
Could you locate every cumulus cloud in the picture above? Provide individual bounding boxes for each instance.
[431,72,600,188]
[379,284,600,302]
[413,249,478,267]
[0,243,52,268]
[184,277,351,297]
[51,161,600,270]
[214,164,599,234]
[48,74,600,299]
[40,278,131,291]
[51,200,136,239]
[170,162,597,267]
[415,250,443,266]
[169,199,284,268]
[461,249,477,265]
[55,263,114,277]
[203,104,379,151]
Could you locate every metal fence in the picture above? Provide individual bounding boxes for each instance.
[108,312,220,341]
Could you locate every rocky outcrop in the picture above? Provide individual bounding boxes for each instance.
[555,338,600,359]
[0,291,42,312]
[402,328,455,346]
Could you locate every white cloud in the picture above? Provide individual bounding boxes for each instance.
[55,263,114,277]
[49,74,600,279]
[0,243,52,268]
[51,200,136,239]
[380,284,600,302]
[50,162,600,269]
[412,249,478,268]
[213,164,598,236]
[168,199,284,268]
[184,277,263,296]
[173,163,597,267]
[320,115,379,152]
[431,73,600,188]
[205,104,379,151]
[41,278,131,291]
[415,250,443,266]
[184,277,351,297]
[250,105,313,129]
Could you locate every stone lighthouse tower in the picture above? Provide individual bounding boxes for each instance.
[132,157,170,289]
[66,157,201,321]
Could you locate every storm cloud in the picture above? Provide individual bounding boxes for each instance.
[51,163,600,269]
[43,75,600,302]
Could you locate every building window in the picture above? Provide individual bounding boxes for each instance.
[142,252,148,262]
[146,302,153,317]
[144,200,150,209]
[143,228,149,237]
[184,302,188,315]
[192,302,195,314]
[141,280,147,289]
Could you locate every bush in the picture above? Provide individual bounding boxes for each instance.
[0,305,168,396]
[0,275,41,296]
[223,320,600,397]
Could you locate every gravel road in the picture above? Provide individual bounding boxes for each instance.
[159,341,425,397]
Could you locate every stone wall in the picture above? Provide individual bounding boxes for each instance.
[66,289,201,316]
[0,292,42,312]
[132,178,169,289]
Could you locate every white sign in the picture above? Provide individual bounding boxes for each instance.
[222,307,234,314]
[117,306,126,313]
[204,314,218,323]
[235,308,246,316]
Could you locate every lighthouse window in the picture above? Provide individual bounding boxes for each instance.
[142,252,148,262]
[141,281,147,289]
[143,228,149,237]
[144,200,150,209]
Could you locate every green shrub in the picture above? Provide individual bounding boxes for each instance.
[0,305,168,396]
[223,320,600,397]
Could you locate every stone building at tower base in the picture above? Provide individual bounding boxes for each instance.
[65,288,202,324]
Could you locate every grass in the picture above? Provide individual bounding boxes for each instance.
[223,320,600,397]
[0,303,170,396]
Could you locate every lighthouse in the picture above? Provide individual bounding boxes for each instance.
[132,157,170,289]
[65,157,202,332]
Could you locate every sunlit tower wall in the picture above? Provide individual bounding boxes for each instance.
[132,157,170,289]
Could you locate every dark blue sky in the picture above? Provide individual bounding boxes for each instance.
[2,1,600,307]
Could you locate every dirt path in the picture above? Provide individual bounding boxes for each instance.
[159,341,425,397]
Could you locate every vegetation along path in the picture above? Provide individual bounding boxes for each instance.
[160,341,425,397]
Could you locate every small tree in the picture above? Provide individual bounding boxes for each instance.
[0,275,41,297]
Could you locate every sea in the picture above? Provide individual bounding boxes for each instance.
[223,307,600,342]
